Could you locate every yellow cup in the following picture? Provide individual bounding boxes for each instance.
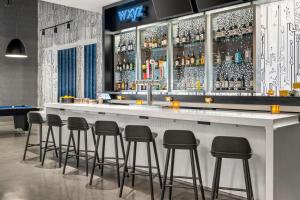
[271,105,280,114]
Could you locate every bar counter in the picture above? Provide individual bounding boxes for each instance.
[45,103,300,200]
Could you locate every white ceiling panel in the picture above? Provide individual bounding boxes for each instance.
[41,0,120,13]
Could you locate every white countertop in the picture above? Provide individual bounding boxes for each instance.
[45,103,299,128]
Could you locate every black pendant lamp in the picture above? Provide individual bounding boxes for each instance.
[5,0,27,58]
[5,38,27,58]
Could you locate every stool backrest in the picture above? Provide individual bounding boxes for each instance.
[163,130,197,149]
[211,136,252,156]
[95,121,119,136]
[68,117,89,131]
[28,112,44,125]
[125,125,153,142]
[47,114,63,127]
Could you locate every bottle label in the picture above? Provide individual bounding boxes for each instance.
[229,81,235,89]
[215,81,220,89]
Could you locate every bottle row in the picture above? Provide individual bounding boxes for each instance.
[116,40,135,53]
[143,34,168,49]
[215,75,254,91]
[175,27,205,45]
[115,59,135,72]
[215,48,252,65]
[214,22,253,41]
[116,81,136,91]
[175,51,205,67]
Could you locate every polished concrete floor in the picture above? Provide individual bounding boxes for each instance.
[0,123,244,200]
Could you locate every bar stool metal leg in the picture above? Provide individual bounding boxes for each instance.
[160,149,171,200]
[50,127,58,158]
[63,131,73,175]
[215,158,222,199]
[119,141,131,197]
[89,134,101,185]
[100,135,106,176]
[211,158,222,200]
[153,139,163,188]
[39,124,43,162]
[42,127,51,166]
[114,135,120,187]
[243,160,254,200]
[132,142,137,187]
[190,150,199,200]
[194,149,205,200]
[147,142,154,200]
[91,127,101,170]
[169,149,175,200]
[59,127,62,168]
[23,124,32,160]
[76,131,80,168]
[84,131,89,176]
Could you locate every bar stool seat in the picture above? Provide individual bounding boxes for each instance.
[211,136,251,159]
[119,125,162,200]
[211,136,254,200]
[161,130,205,200]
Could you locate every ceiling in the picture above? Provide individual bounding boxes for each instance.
[41,0,120,13]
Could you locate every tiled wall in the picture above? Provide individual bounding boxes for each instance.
[38,1,102,106]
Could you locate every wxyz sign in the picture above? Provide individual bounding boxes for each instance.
[117,5,145,22]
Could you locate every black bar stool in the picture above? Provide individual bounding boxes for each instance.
[42,114,68,168]
[23,112,53,161]
[63,117,100,176]
[160,130,205,200]
[89,121,126,187]
[119,125,162,200]
[210,136,254,200]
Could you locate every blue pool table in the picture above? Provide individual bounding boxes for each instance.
[0,106,40,131]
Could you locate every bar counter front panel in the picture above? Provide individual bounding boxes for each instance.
[45,103,300,200]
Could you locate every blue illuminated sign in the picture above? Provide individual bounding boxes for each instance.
[117,5,145,22]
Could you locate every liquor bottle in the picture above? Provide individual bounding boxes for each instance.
[244,47,252,63]
[190,51,195,66]
[130,62,135,71]
[233,25,239,38]
[241,75,246,90]
[126,60,130,70]
[225,52,232,63]
[229,77,235,90]
[116,41,121,53]
[236,76,242,90]
[127,40,131,51]
[159,56,164,79]
[175,27,181,44]
[200,27,205,42]
[182,31,187,43]
[228,26,234,38]
[122,41,127,52]
[186,30,191,43]
[116,61,120,71]
[242,24,247,35]
[215,75,221,90]
[195,28,200,41]
[200,53,205,66]
[144,37,148,48]
[215,28,221,41]
[122,58,126,71]
[235,49,242,64]
[224,76,229,90]
[221,27,227,41]
[121,81,125,90]
[196,53,200,66]
[249,74,254,90]
[248,22,253,35]
[216,50,222,65]
[181,51,185,66]
[186,53,191,66]
[163,33,168,46]
[175,54,181,67]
